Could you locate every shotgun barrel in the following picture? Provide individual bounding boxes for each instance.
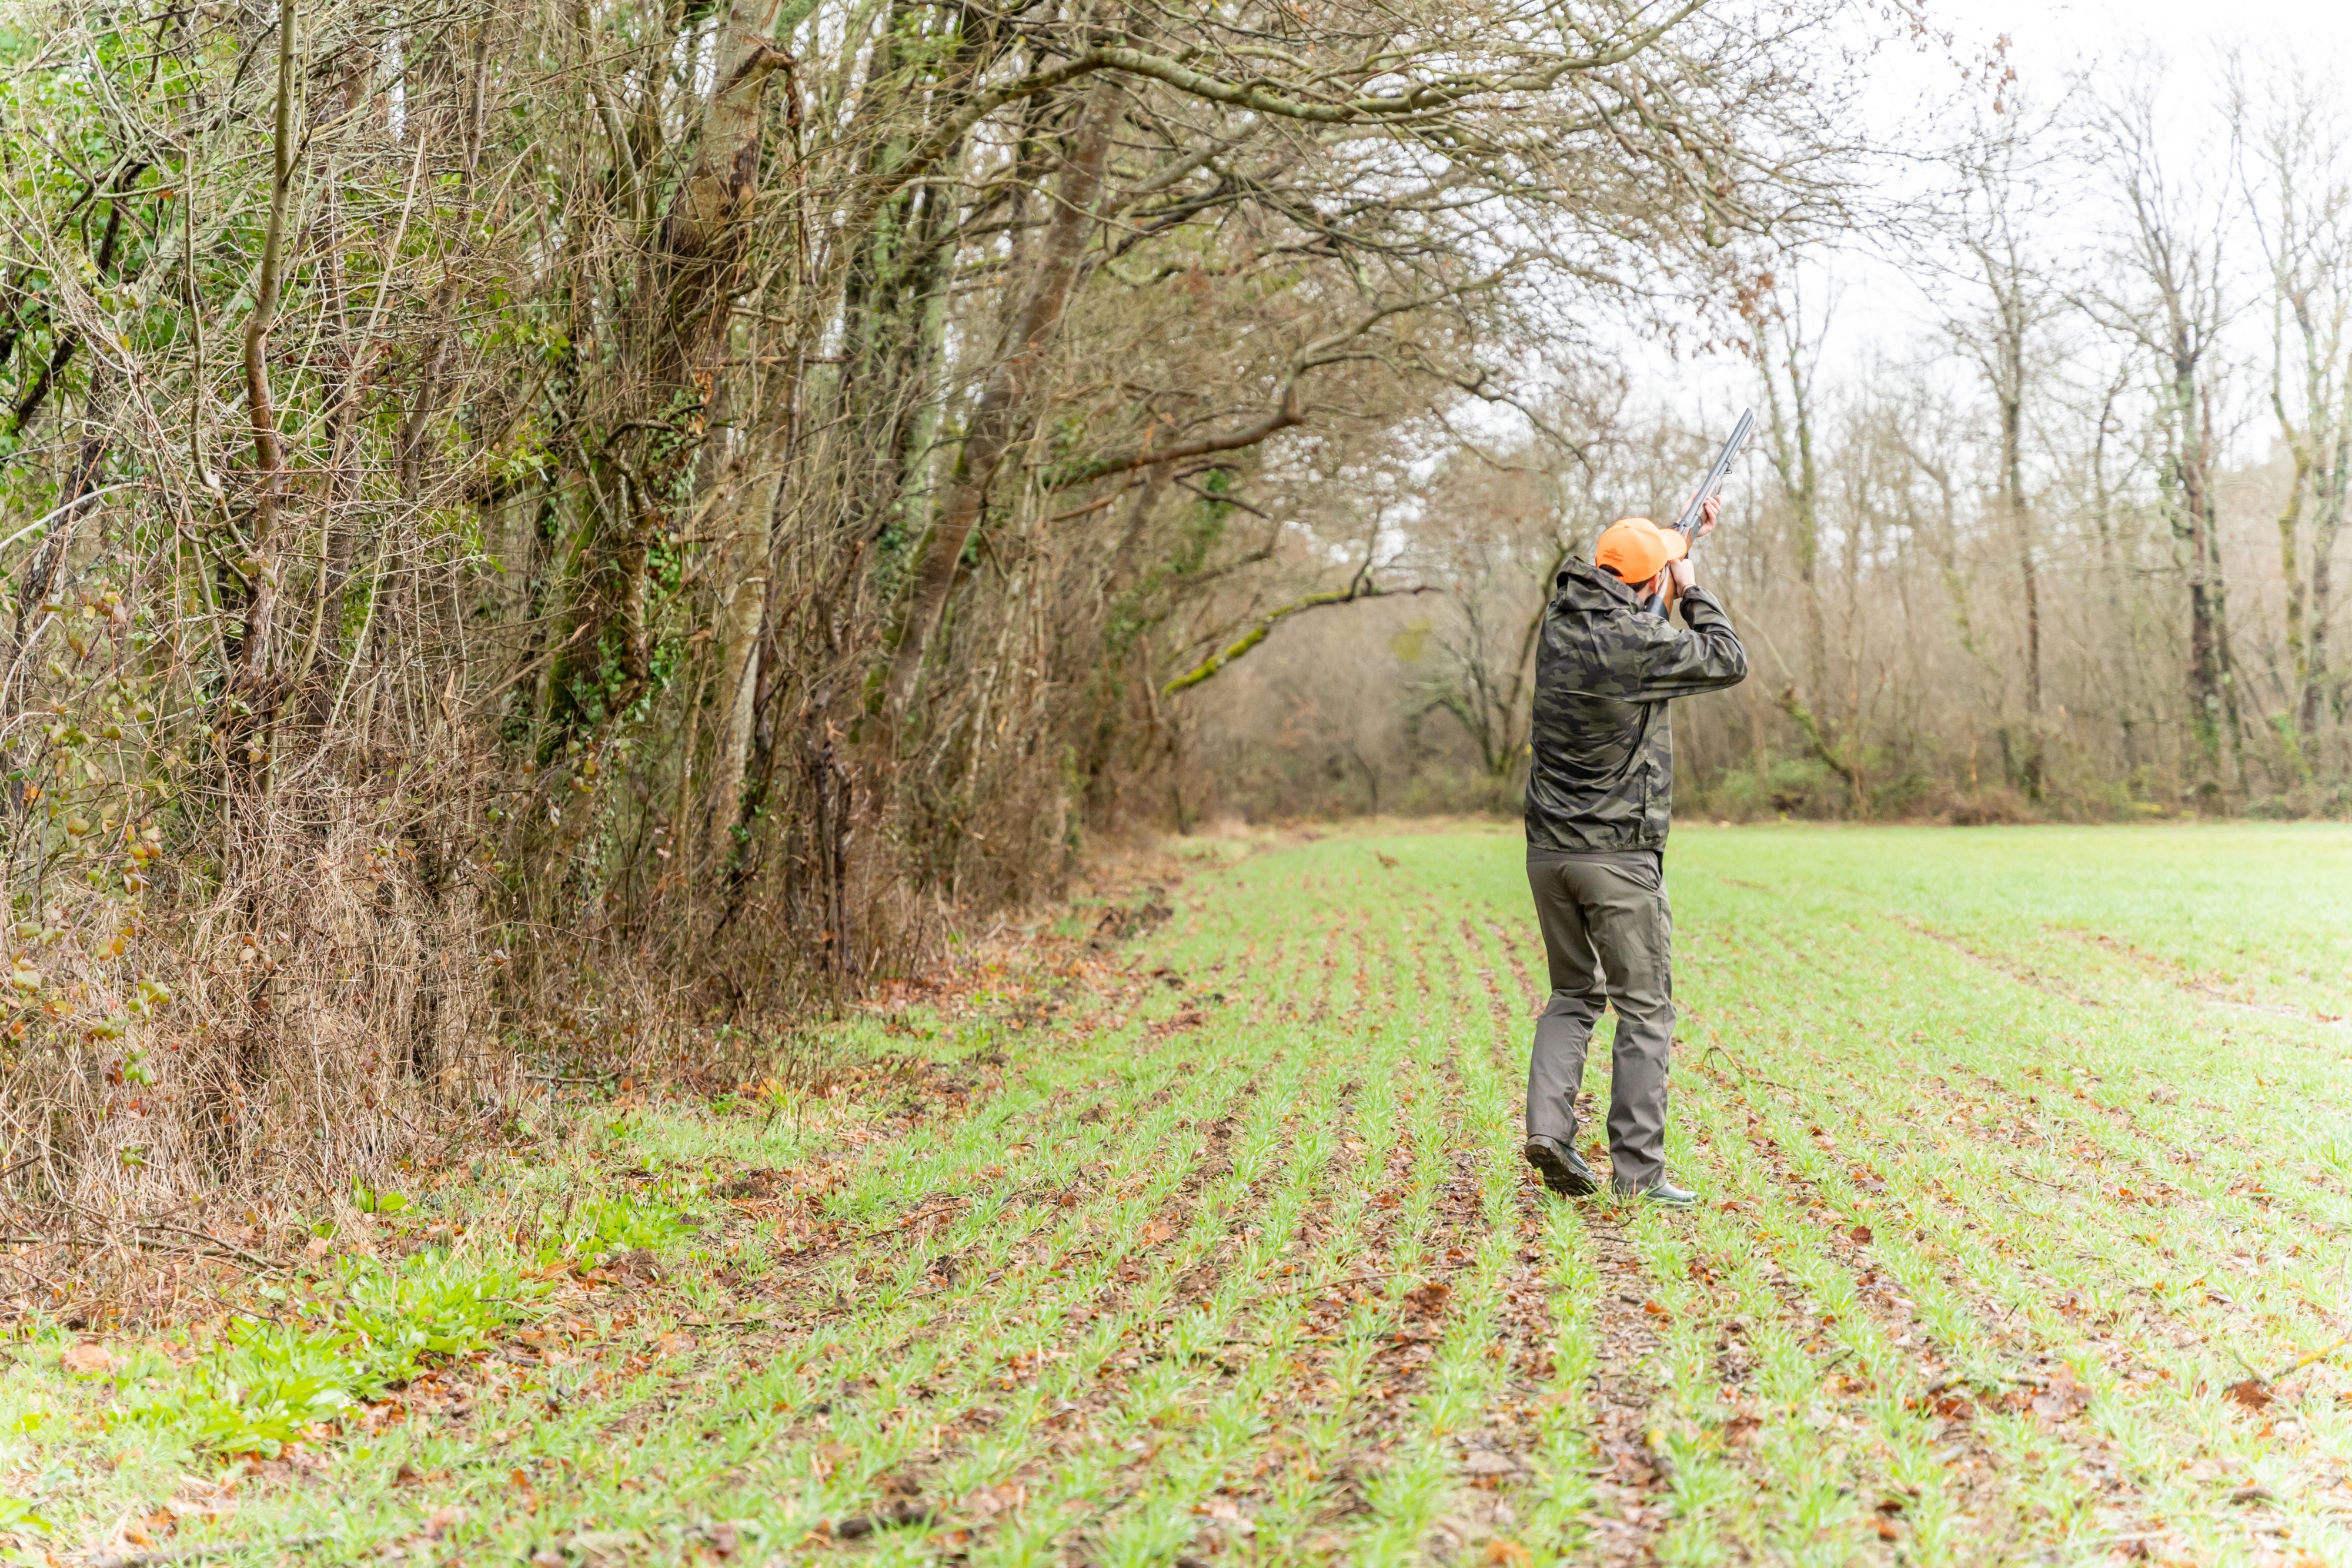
[1645,408,1755,617]
[1672,407,1756,539]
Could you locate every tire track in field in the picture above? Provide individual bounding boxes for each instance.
[2052,925,2352,1029]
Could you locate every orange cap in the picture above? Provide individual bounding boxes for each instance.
[1594,517,1688,585]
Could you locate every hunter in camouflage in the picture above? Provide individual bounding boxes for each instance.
[1521,511,1746,1208]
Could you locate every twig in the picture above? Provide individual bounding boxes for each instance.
[132,1222,275,1271]
[0,1222,272,1271]
[2258,1335,2352,1382]
[1698,1044,1794,1093]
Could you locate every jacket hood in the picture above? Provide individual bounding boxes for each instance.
[1553,554,1647,613]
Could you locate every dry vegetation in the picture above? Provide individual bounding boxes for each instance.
[0,0,1869,1216]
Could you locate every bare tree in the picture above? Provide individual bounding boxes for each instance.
[2082,69,2245,797]
[2239,62,2352,773]
[1946,98,2067,798]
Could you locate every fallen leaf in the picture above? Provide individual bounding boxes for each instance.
[1485,1540,1534,1567]
[2031,1364,2092,1421]
[1406,1281,1452,1318]
[2226,1378,2275,1413]
[62,1342,114,1375]
[425,1505,467,1541]
[963,1483,1026,1519]
[1849,1223,1873,1245]
[1194,1496,1255,1534]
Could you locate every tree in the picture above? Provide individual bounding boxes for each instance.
[2083,69,2245,799]
[2239,62,2352,770]
[1946,98,2066,799]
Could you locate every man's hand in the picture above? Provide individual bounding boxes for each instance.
[1695,495,1721,540]
[1663,557,1694,608]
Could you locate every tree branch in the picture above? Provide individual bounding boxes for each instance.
[1162,580,1436,696]
[234,0,298,688]
[1051,382,1302,492]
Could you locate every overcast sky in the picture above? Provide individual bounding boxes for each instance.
[1609,0,2352,478]
[1925,0,2352,64]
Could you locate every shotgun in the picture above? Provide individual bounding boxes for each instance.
[1648,406,1756,616]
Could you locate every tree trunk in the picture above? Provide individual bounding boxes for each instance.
[644,0,798,402]
[2001,380,2042,798]
[882,74,1123,712]
[2313,429,2346,734]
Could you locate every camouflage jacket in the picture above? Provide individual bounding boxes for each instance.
[1525,557,1748,854]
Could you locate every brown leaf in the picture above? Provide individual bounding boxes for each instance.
[2031,1364,2092,1421]
[1192,1496,1254,1536]
[62,1340,114,1375]
[1849,1223,1873,1245]
[2226,1377,2274,1413]
[963,1483,1026,1520]
[425,1505,467,1541]
[1485,1541,1533,1568]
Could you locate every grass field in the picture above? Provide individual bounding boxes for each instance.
[7,823,2352,1568]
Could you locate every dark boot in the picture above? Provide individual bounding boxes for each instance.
[1524,1134,1600,1198]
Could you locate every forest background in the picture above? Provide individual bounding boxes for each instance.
[1,0,2347,1215]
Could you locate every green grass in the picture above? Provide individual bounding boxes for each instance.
[5,823,2351,1567]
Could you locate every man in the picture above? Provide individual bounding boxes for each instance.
[1520,502,1746,1208]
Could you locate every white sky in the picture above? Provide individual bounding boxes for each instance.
[1629,0,2352,429]
[1925,0,2352,66]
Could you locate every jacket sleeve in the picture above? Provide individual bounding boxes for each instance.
[1616,587,1748,702]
